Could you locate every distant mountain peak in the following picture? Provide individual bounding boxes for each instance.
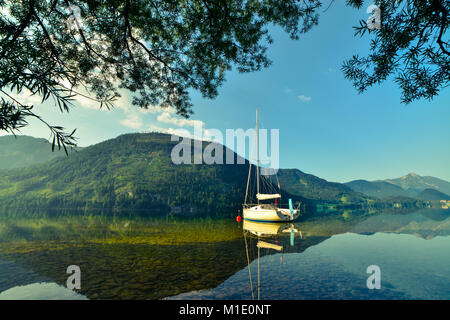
[346,172,450,199]
[403,172,419,179]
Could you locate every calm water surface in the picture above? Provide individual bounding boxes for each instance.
[0,209,449,300]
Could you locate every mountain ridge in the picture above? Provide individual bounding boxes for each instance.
[0,132,374,217]
[0,135,66,169]
[416,188,450,201]
[346,173,450,200]
[382,173,450,195]
[0,133,429,217]
[273,169,369,204]
[0,133,310,217]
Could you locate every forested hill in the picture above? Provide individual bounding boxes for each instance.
[0,133,308,217]
[416,189,450,201]
[0,132,375,217]
[0,135,67,169]
[274,169,369,204]
[344,180,410,199]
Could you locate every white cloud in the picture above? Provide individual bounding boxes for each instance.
[120,112,143,129]
[75,95,100,110]
[69,87,180,130]
[146,121,218,142]
[157,112,205,128]
[138,105,174,114]
[145,125,194,139]
[298,95,312,103]
[51,84,206,133]
[145,124,180,135]
[6,89,43,106]
[20,94,42,106]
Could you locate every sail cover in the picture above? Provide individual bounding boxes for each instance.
[256,193,281,200]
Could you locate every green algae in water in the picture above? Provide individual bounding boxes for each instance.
[0,216,251,299]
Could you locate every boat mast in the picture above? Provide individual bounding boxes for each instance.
[244,159,252,206]
[256,109,260,205]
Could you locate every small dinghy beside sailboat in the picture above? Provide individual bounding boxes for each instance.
[242,110,300,222]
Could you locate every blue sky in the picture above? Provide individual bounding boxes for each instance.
[2,2,449,183]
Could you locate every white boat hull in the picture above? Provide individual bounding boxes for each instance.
[243,205,299,222]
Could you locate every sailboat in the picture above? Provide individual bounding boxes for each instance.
[243,110,300,222]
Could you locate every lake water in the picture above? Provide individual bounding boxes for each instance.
[0,209,449,300]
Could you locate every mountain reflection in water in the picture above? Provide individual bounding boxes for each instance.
[0,209,449,300]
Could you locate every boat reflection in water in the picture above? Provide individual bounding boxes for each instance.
[243,220,303,300]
